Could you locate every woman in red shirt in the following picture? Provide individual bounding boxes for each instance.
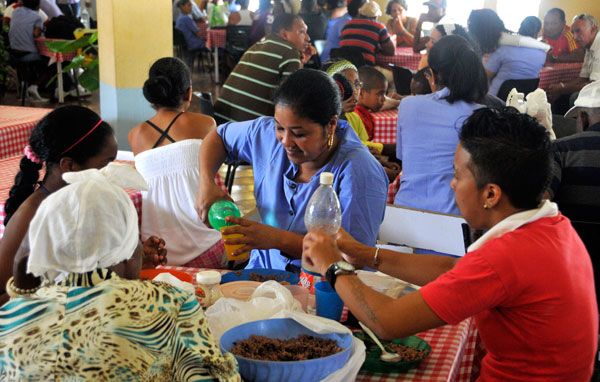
[303,107,598,381]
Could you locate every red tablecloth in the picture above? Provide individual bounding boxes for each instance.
[196,21,209,40]
[0,106,51,160]
[538,62,583,90]
[34,37,78,62]
[376,47,421,71]
[161,265,481,382]
[206,28,227,49]
[372,109,398,144]
[0,156,141,238]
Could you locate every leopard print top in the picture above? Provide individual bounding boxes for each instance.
[0,269,240,381]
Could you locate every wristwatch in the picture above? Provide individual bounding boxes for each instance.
[325,261,356,289]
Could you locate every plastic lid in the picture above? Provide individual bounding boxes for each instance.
[320,172,334,185]
[208,200,241,230]
[196,270,222,284]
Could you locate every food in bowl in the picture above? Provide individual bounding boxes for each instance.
[385,343,430,362]
[230,334,342,361]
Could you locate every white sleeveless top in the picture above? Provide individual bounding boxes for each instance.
[238,9,253,26]
[135,140,222,265]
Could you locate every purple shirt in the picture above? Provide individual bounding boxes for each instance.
[485,46,546,97]
[321,13,351,63]
[8,7,42,53]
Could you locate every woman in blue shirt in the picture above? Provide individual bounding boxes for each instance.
[394,35,487,215]
[195,69,388,271]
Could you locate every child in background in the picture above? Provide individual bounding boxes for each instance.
[355,66,387,141]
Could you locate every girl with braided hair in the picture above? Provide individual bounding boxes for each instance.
[0,106,166,304]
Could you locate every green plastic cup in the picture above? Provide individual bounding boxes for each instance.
[208,200,241,230]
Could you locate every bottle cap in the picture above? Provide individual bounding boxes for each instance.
[208,200,241,230]
[196,270,222,284]
[320,172,334,185]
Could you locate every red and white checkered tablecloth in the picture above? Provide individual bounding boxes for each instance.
[373,109,398,145]
[0,106,51,160]
[162,265,481,382]
[0,156,141,239]
[538,62,583,90]
[376,47,422,71]
[206,29,227,49]
[387,174,401,204]
[196,21,210,40]
[34,38,79,62]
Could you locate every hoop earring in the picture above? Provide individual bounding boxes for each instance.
[327,133,334,149]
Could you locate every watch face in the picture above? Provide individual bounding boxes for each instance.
[336,261,355,272]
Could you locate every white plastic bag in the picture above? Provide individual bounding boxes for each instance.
[505,88,556,140]
[205,281,366,382]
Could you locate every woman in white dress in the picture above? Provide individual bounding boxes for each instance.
[129,57,226,268]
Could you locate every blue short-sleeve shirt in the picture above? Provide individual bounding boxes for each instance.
[485,46,546,97]
[394,88,483,215]
[9,7,43,53]
[217,117,388,270]
[176,14,206,51]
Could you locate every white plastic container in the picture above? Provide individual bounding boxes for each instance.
[196,271,224,308]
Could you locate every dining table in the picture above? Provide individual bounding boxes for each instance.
[376,47,422,71]
[34,37,79,103]
[0,155,142,239]
[0,106,51,160]
[538,62,583,90]
[205,28,228,83]
[159,264,484,382]
[372,109,399,145]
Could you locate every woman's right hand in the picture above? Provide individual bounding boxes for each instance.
[195,180,233,226]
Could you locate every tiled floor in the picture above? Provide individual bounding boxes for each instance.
[1,63,257,216]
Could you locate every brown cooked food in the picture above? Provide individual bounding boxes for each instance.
[230,334,342,361]
[385,343,429,362]
[248,272,285,282]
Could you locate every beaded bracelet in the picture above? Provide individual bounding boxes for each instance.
[6,276,40,297]
[373,247,380,268]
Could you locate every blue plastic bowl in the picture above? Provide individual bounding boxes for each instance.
[220,318,353,382]
[221,269,299,286]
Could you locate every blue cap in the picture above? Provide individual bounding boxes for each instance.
[423,0,446,8]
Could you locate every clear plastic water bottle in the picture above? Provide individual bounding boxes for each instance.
[81,7,91,29]
[301,172,342,277]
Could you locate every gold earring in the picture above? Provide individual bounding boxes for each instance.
[483,203,489,209]
[327,133,334,149]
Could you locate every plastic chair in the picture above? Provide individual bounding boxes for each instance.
[390,65,413,96]
[225,25,252,64]
[496,78,540,103]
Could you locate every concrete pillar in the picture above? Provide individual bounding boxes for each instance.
[98,0,173,150]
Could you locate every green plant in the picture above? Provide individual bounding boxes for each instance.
[45,30,99,91]
[0,24,9,86]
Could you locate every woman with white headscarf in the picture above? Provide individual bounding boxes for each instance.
[0,163,240,382]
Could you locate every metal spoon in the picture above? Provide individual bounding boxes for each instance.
[358,321,402,363]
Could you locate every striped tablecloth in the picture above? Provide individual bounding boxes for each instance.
[376,47,422,71]
[0,106,51,160]
[206,28,227,49]
[161,265,481,382]
[0,156,141,239]
[538,62,583,90]
[372,109,398,144]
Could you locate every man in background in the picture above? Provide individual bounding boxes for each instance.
[413,0,447,53]
[214,14,314,123]
[543,8,584,63]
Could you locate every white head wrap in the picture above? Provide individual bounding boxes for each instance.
[27,162,148,284]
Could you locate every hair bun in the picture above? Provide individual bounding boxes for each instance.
[143,75,174,105]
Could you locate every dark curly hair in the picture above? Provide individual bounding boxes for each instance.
[467,9,507,54]
[273,69,341,127]
[332,72,353,101]
[143,57,191,109]
[460,107,552,209]
[4,106,114,225]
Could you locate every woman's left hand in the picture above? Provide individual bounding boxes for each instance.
[221,216,280,256]
[142,236,167,268]
[302,231,343,275]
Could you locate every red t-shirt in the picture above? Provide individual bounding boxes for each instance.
[421,214,597,381]
[543,26,578,56]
